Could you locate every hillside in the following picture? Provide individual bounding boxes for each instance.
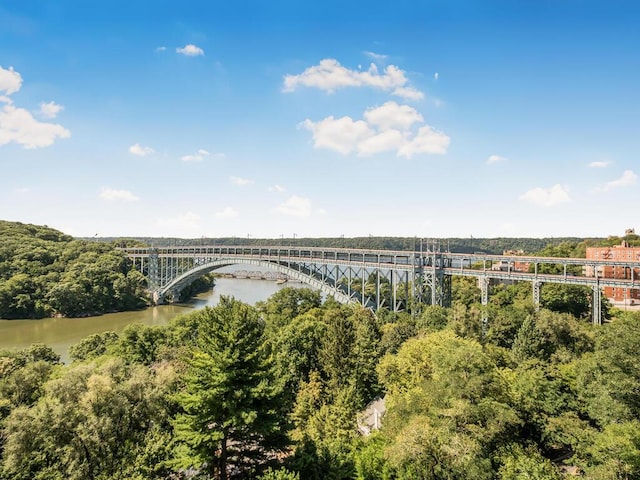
[0,221,147,319]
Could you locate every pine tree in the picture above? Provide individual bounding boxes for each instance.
[173,297,287,479]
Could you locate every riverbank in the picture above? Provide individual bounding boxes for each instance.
[0,277,297,363]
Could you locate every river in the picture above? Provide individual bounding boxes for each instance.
[0,276,299,363]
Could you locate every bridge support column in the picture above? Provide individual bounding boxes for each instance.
[532,281,542,311]
[478,276,490,334]
[148,249,160,291]
[592,284,602,326]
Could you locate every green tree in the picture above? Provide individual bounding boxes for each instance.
[68,331,119,362]
[1,358,177,480]
[496,443,562,479]
[258,287,322,329]
[172,297,287,479]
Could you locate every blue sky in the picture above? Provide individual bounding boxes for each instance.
[1,1,638,239]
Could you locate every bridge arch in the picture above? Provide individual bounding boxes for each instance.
[155,258,356,306]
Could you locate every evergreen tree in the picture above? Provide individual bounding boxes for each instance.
[172,297,287,479]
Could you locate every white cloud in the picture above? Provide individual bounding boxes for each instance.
[397,125,450,158]
[230,176,254,186]
[181,149,210,162]
[214,207,239,218]
[99,187,139,202]
[357,129,405,156]
[273,195,312,217]
[301,103,449,158]
[301,116,373,155]
[364,101,423,130]
[269,184,286,193]
[364,51,388,62]
[157,212,201,231]
[598,170,637,191]
[391,86,424,101]
[0,66,22,95]
[588,161,610,168]
[519,184,571,207]
[38,101,63,119]
[129,143,155,156]
[155,46,167,52]
[283,58,423,100]
[0,103,71,149]
[486,154,507,164]
[434,72,439,80]
[176,44,204,56]
[0,67,70,149]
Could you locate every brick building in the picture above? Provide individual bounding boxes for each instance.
[586,238,640,305]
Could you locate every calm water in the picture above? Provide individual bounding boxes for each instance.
[0,277,297,363]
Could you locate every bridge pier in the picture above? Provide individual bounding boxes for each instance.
[532,281,542,311]
[478,276,490,334]
[592,284,602,326]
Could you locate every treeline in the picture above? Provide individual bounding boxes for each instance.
[0,221,148,318]
[2,286,639,479]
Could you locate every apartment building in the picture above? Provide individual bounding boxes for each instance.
[585,236,640,305]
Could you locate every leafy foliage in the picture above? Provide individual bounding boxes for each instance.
[0,221,147,318]
[2,276,639,479]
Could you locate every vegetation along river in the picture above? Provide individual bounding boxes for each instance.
[0,276,298,363]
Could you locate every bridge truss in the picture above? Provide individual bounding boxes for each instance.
[123,245,640,325]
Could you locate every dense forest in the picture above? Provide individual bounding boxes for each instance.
[1,284,639,479]
[0,221,150,319]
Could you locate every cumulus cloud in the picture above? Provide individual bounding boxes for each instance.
[230,176,254,186]
[176,44,204,56]
[0,104,71,148]
[181,149,210,162]
[300,116,373,155]
[214,207,239,218]
[301,101,449,158]
[0,67,70,149]
[391,86,424,101]
[357,129,405,156]
[99,187,139,202]
[519,184,571,207]
[396,126,450,158]
[38,101,63,119]
[597,170,637,191]
[129,143,155,156]
[486,154,507,164]
[283,58,423,101]
[0,66,22,96]
[588,161,610,168]
[273,195,312,217]
[364,101,423,130]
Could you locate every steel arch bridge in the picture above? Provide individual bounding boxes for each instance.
[122,244,640,325]
[123,245,451,312]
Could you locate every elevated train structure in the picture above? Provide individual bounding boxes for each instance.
[122,245,640,325]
